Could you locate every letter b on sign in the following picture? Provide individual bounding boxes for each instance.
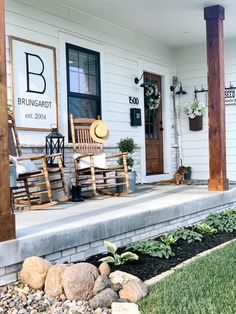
[25,53,46,94]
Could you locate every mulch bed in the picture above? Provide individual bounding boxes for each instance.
[86,230,236,281]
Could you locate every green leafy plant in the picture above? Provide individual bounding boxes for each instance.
[171,228,203,243]
[160,234,178,245]
[204,211,236,233]
[117,137,137,171]
[196,223,217,235]
[98,240,138,266]
[225,208,236,215]
[127,240,175,259]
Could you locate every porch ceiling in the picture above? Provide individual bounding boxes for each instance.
[48,0,236,48]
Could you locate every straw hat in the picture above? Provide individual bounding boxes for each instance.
[90,119,109,143]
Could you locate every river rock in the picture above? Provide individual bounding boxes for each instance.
[93,275,111,295]
[89,288,118,309]
[44,264,67,297]
[119,280,148,302]
[62,263,99,301]
[98,262,110,276]
[109,271,140,287]
[112,302,140,314]
[20,256,51,289]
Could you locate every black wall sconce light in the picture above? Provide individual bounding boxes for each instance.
[134,73,156,88]
[134,73,143,85]
[170,76,187,95]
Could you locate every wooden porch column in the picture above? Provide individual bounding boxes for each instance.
[204,5,229,191]
[0,0,16,241]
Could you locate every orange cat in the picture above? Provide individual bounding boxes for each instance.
[156,166,187,185]
[174,166,187,185]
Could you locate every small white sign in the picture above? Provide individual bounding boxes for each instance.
[225,89,236,105]
[11,37,58,130]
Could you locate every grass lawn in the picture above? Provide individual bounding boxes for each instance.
[139,240,236,314]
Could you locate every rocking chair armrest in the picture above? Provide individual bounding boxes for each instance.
[17,153,46,161]
[46,153,62,158]
[75,153,94,160]
[106,152,128,159]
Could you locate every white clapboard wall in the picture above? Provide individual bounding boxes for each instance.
[175,41,236,181]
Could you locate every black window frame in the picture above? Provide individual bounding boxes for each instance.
[66,43,101,140]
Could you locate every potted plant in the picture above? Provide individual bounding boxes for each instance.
[184,166,192,181]
[116,137,137,193]
[183,99,207,131]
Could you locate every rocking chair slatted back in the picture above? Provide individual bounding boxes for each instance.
[8,113,68,210]
[70,114,130,197]
[70,115,104,155]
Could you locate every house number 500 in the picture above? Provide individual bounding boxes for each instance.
[129,97,139,105]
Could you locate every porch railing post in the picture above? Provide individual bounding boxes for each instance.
[204,5,229,191]
[0,0,16,241]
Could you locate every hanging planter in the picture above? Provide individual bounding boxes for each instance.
[184,99,207,131]
[189,116,203,131]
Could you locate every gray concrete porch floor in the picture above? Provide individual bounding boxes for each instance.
[15,183,236,239]
[1,183,236,270]
[15,184,220,238]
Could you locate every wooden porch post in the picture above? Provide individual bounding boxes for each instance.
[204,5,229,191]
[0,0,16,241]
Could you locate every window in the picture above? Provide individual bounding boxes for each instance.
[66,43,101,138]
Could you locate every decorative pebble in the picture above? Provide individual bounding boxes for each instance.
[0,281,112,314]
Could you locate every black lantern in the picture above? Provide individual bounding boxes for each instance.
[46,127,65,167]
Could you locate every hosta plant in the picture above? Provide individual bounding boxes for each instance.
[127,240,175,259]
[196,223,217,235]
[204,210,236,233]
[171,228,203,243]
[98,240,138,266]
[160,234,178,245]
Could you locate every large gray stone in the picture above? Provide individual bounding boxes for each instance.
[89,288,119,309]
[93,275,111,295]
[62,263,99,301]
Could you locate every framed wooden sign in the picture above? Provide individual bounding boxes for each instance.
[10,37,58,131]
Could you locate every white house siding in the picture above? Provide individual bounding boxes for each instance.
[175,41,236,181]
[5,0,177,183]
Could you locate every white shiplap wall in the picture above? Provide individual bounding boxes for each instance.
[175,41,236,181]
[5,0,177,182]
